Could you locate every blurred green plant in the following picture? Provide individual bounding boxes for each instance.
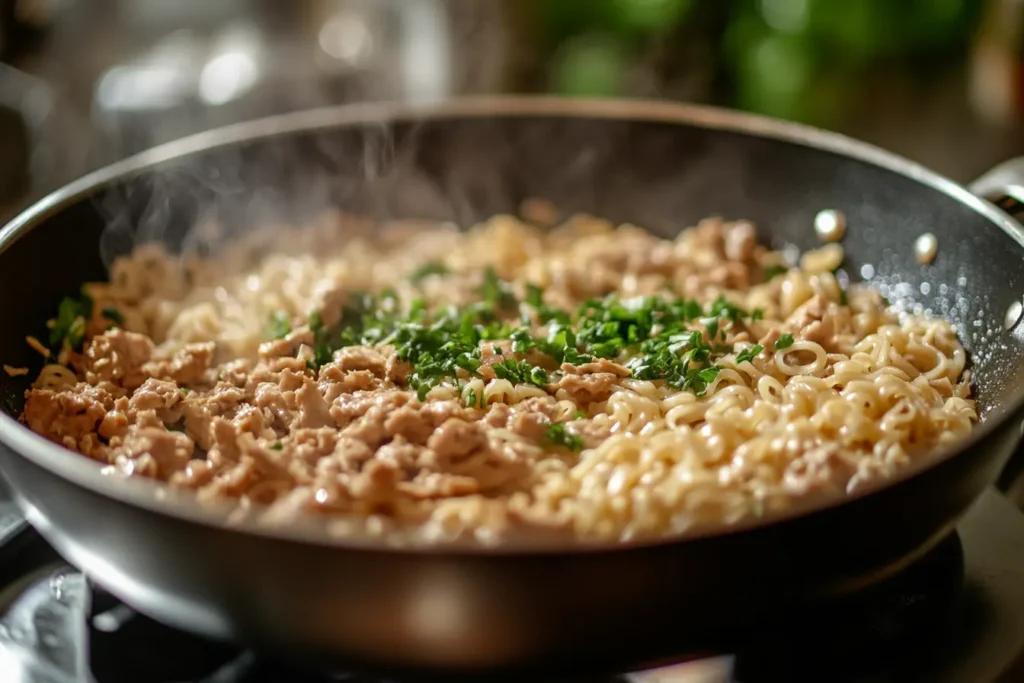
[551,33,630,97]
[534,0,982,125]
[538,0,692,40]
[537,0,693,96]
[724,0,980,124]
[605,0,694,35]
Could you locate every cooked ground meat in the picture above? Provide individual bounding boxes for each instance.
[16,212,976,545]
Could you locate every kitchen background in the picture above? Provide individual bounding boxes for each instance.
[1,0,1022,221]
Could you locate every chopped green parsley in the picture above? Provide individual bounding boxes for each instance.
[409,262,451,284]
[283,271,772,405]
[492,359,548,387]
[735,344,764,364]
[101,306,124,326]
[465,387,483,409]
[267,311,292,340]
[545,422,584,451]
[50,293,92,350]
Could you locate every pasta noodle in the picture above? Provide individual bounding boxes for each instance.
[15,211,977,545]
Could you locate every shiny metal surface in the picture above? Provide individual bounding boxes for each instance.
[2,96,1023,549]
[0,98,1022,672]
[7,494,1024,682]
[0,478,26,548]
[969,155,1024,508]
[970,156,1024,207]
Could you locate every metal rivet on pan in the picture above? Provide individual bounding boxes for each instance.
[1006,300,1023,331]
[814,209,846,242]
[915,233,938,264]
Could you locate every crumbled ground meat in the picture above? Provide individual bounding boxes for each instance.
[17,213,974,546]
[143,342,216,385]
[555,372,620,405]
[478,342,558,379]
[426,418,488,463]
[508,410,551,442]
[258,339,293,361]
[787,294,839,352]
[128,378,183,417]
[562,359,630,377]
[723,220,757,263]
[83,330,153,388]
[24,383,115,449]
[333,347,389,375]
[319,366,382,402]
[218,359,255,387]
[484,397,560,443]
[384,406,434,444]
[293,378,333,430]
[120,427,193,478]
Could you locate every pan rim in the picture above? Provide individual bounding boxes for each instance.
[1,94,1022,555]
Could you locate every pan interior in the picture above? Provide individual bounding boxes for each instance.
[1,112,1022,450]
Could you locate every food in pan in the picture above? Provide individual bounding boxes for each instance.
[16,211,976,543]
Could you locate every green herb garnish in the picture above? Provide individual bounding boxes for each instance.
[492,359,548,387]
[270,441,284,451]
[708,295,753,324]
[775,333,795,350]
[575,295,661,359]
[307,309,333,368]
[289,284,769,401]
[545,422,584,451]
[735,344,764,364]
[101,306,124,326]
[313,345,333,368]
[409,262,451,284]
[50,294,93,350]
[626,326,722,396]
[479,266,517,310]
[525,283,544,308]
[522,283,570,325]
[267,311,292,340]
[763,264,789,281]
[541,322,591,365]
[509,329,536,354]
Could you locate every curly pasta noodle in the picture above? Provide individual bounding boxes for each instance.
[18,211,978,545]
[34,364,77,390]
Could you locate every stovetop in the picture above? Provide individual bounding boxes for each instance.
[2,486,1024,683]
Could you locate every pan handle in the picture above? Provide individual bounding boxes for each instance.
[969,158,1024,212]
[971,160,1024,506]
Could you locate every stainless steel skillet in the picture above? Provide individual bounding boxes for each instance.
[1,97,1024,676]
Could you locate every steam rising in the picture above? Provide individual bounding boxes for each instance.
[90,100,762,277]
[81,0,517,269]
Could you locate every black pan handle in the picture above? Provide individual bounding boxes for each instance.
[969,160,1024,504]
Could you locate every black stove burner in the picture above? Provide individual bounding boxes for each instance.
[732,533,965,682]
[3,490,1024,683]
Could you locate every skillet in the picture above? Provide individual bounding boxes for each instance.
[1,97,1024,676]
